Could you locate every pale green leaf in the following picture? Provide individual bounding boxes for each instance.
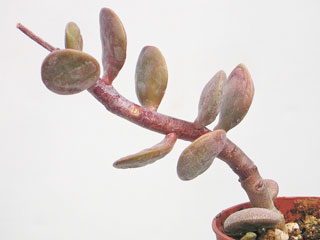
[113,133,177,168]
[177,130,226,180]
[41,49,100,95]
[65,22,83,51]
[135,46,168,111]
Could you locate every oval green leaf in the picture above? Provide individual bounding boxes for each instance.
[177,130,226,181]
[113,133,177,169]
[65,22,83,51]
[194,70,227,128]
[135,46,168,111]
[100,8,127,85]
[41,49,100,95]
[215,64,254,132]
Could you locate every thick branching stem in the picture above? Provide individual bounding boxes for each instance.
[219,139,285,229]
[219,139,275,210]
[88,76,278,214]
[18,24,282,224]
[88,78,210,141]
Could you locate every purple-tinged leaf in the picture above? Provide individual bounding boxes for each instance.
[41,49,100,95]
[113,133,177,168]
[224,208,281,235]
[177,130,226,181]
[100,8,127,85]
[215,64,254,132]
[194,70,226,128]
[65,22,83,51]
[135,46,168,111]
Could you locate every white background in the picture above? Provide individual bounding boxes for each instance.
[1,0,320,239]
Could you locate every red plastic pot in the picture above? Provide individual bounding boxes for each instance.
[212,196,320,240]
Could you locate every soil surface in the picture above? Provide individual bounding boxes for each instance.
[286,199,320,240]
[235,199,320,240]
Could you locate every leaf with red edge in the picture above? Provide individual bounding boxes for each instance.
[135,46,168,111]
[41,49,100,95]
[113,133,177,168]
[194,70,226,128]
[100,8,127,85]
[215,64,254,132]
[65,22,83,51]
[177,130,226,181]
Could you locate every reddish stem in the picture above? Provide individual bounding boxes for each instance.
[17,24,278,216]
[219,139,275,209]
[88,80,278,216]
[88,78,210,141]
[17,23,57,52]
[16,23,210,141]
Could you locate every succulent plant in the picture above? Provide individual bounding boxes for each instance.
[17,7,287,239]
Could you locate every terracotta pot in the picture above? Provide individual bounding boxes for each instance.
[212,196,320,240]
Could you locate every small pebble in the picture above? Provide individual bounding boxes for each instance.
[285,222,300,234]
[240,232,257,240]
[274,229,289,240]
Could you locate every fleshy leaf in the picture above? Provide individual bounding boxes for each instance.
[41,49,100,95]
[100,8,127,85]
[215,64,254,132]
[135,46,168,111]
[177,130,226,181]
[65,22,83,51]
[194,70,227,128]
[113,133,177,168]
[224,208,281,236]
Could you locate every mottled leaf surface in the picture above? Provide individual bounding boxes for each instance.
[113,133,177,169]
[194,70,226,128]
[100,8,127,85]
[216,64,254,132]
[177,130,226,181]
[65,22,83,51]
[41,49,100,95]
[224,208,281,235]
[135,46,168,111]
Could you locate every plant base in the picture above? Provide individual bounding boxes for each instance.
[212,197,320,240]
